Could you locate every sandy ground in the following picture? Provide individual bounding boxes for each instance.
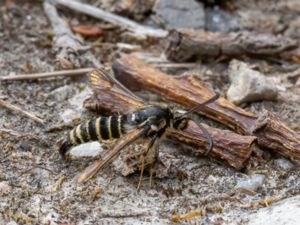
[1,1,300,224]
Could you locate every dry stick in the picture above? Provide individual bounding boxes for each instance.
[20,165,56,175]
[165,29,299,62]
[0,64,195,81]
[1,68,93,81]
[0,128,21,136]
[0,99,44,125]
[53,0,167,38]
[83,75,256,170]
[112,55,300,161]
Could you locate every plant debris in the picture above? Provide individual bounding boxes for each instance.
[1,1,300,224]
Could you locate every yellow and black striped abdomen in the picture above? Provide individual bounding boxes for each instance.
[71,115,126,143]
[59,115,127,157]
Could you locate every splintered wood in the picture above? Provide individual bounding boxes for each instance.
[84,69,256,170]
[165,29,299,62]
[112,55,300,161]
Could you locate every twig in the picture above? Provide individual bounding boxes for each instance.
[113,55,300,161]
[165,29,298,62]
[0,65,198,81]
[83,65,256,170]
[0,99,44,125]
[52,175,66,192]
[53,0,167,38]
[19,165,56,175]
[0,128,21,136]
[0,128,39,140]
[1,68,93,81]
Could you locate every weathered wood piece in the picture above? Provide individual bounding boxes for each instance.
[112,55,300,161]
[43,1,101,69]
[84,72,256,170]
[165,29,299,62]
[54,0,167,38]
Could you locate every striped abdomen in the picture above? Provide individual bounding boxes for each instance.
[59,115,130,158]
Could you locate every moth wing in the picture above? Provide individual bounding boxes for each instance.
[89,68,144,103]
[76,126,149,183]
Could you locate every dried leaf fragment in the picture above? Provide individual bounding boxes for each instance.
[170,209,202,222]
[70,24,103,37]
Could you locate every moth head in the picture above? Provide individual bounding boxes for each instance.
[173,109,189,130]
[172,93,220,131]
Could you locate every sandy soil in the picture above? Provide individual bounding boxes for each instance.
[0,1,300,224]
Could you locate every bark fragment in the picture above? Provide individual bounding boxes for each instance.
[112,55,300,161]
[165,29,299,62]
[84,69,256,170]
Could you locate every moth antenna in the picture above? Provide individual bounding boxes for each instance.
[192,119,213,156]
[180,93,220,119]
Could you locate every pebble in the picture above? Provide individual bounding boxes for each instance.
[274,158,294,170]
[154,0,205,29]
[227,60,279,105]
[205,7,240,32]
[50,85,72,102]
[247,195,300,225]
[0,181,11,195]
[6,222,18,225]
[60,108,81,125]
[69,142,103,158]
[68,86,92,109]
[59,87,92,124]
[235,174,265,192]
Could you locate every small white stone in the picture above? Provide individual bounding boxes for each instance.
[0,181,11,195]
[227,60,279,104]
[60,87,92,124]
[6,222,18,225]
[50,85,72,102]
[235,174,265,192]
[206,175,218,185]
[69,142,103,158]
[69,87,92,109]
[247,196,300,225]
[274,158,293,170]
[60,108,81,125]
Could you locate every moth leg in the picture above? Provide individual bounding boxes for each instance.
[137,154,145,191]
[149,166,155,187]
[148,140,160,188]
[137,135,157,191]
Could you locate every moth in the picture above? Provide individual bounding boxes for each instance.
[59,68,219,188]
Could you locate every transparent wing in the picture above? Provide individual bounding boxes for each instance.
[76,125,149,183]
[89,68,144,103]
